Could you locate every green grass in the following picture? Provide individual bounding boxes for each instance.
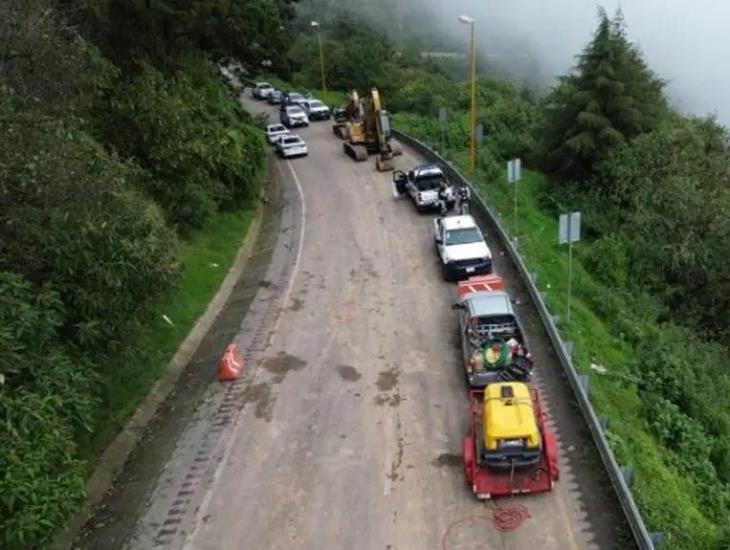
[77,206,257,468]
[394,114,723,549]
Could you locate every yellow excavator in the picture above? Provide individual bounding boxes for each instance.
[334,88,402,171]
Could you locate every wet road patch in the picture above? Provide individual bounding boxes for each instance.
[336,364,362,381]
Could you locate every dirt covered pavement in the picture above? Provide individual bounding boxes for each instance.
[76,95,630,550]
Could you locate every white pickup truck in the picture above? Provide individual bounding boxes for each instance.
[393,164,456,212]
[433,215,492,281]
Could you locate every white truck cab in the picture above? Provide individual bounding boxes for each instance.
[433,215,492,280]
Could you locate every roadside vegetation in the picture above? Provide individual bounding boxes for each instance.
[281,6,730,549]
[0,0,292,547]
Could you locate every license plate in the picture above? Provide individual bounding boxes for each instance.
[466,267,475,273]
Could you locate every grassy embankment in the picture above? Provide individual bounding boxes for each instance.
[77,207,257,467]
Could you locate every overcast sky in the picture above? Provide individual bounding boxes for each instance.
[432,0,730,125]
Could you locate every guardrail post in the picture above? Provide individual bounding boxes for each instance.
[578,374,590,396]
[599,415,610,430]
[621,466,635,487]
[562,340,573,359]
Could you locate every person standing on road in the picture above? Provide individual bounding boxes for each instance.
[458,183,472,215]
[438,181,452,216]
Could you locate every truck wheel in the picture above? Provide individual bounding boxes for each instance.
[441,263,452,282]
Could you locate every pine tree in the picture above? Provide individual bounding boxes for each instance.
[540,8,667,183]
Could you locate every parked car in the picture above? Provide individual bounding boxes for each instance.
[267,90,283,104]
[265,124,290,145]
[393,164,456,212]
[252,82,274,99]
[301,99,331,121]
[280,105,309,128]
[433,214,492,280]
[276,135,308,158]
[282,91,308,107]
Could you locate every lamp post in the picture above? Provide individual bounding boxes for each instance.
[459,15,476,173]
[310,21,327,98]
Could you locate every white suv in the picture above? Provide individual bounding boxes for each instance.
[302,99,331,121]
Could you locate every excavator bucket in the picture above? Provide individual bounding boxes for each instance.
[376,155,394,172]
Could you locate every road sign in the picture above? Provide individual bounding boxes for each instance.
[558,212,581,244]
[559,211,581,324]
[507,158,521,183]
[438,107,447,123]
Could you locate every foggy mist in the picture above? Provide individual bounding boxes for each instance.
[426,0,730,126]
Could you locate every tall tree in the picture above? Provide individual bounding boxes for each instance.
[539,8,666,182]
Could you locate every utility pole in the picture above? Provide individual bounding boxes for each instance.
[311,21,327,98]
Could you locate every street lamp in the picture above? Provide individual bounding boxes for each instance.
[459,15,476,173]
[310,21,327,98]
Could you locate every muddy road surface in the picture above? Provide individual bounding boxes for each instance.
[77,91,630,550]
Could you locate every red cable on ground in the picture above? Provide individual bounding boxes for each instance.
[492,504,531,531]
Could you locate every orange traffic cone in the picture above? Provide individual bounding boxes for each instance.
[218,343,245,381]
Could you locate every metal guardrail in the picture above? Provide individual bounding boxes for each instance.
[393,129,656,550]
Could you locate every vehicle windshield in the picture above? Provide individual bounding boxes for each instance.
[309,101,326,109]
[415,175,444,191]
[289,94,304,101]
[258,82,271,88]
[268,125,286,132]
[282,137,301,145]
[445,227,481,245]
[287,106,304,115]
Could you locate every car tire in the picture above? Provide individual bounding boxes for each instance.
[441,263,452,282]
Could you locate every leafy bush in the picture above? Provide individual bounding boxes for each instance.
[102,54,265,231]
[0,273,93,549]
[582,234,628,287]
[0,123,179,355]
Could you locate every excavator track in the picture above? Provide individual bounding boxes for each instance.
[343,141,368,161]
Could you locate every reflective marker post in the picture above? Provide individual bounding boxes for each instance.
[559,212,581,325]
[507,158,522,243]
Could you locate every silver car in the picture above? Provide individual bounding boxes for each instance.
[280,105,309,128]
[265,124,290,145]
[276,135,308,158]
[252,82,274,99]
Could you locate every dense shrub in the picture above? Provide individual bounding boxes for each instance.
[102,54,266,231]
[0,273,93,548]
[0,123,179,355]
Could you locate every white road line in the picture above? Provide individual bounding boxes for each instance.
[269,160,307,343]
[181,158,307,550]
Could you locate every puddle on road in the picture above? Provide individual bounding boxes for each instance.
[240,382,275,422]
[433,453,462,468]
[262,352,307,383]
[336,364,362,381]
[376,368,399,392]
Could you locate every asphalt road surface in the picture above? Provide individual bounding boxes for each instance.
[77,87,629,550]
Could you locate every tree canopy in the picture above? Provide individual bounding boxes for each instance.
[539,8,666,182]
